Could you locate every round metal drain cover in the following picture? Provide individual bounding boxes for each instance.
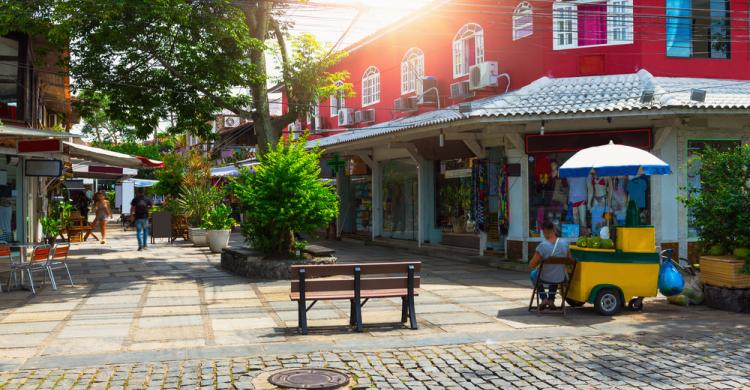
[267,368,349,389]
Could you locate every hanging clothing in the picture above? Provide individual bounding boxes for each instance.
[498,164,509,235]
[627,176,648,208]
[611,177,629,224]
[591,200,607,236]
[567,177,587,206]
[534,154,552,186]
[472,160,487,232]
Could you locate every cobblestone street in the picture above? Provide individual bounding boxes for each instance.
[2,228,749,388]
[0,330,748,389]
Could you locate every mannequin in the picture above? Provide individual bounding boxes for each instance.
[588,173,612,235]
[567,176,588,228]
[550,161,567,206]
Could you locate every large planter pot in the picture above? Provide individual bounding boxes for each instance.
[700,255,750,289]
[207,229,231,253]
[189,228,209,247]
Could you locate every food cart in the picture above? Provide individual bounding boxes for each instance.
[559,142,671,315]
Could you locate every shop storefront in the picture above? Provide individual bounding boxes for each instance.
[339,156,372,237]
[382,159,418,240]
[525,129,653,243]
[0,155,23,242]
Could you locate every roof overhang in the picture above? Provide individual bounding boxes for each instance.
[0,125,82,139]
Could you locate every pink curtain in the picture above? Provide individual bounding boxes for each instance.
[578,3,607,46]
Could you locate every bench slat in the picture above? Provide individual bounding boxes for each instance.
[290,262,421,278]
[291,276,420,293]
[291,289,420,301]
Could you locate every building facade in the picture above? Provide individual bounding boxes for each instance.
[291,0,750,261]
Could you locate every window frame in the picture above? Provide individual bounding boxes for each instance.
[452,23,485,79]
[400,48,425,95]
[666,0,731,59]
[513,2,534,41]
[361,66,380,107]
[552,0,634,50]
[330,81,345,118]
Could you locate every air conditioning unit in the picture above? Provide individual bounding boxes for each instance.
[417,77,438,105]
[394,96,418,112]
[469,61,499,90]
[338,108,354,127]
[354,109,375,124]
[223,115,240,128]
[450,81,472,99]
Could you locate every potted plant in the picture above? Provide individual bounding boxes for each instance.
[680,145,750,311]
[440,184,472,233]
[202,203,236,253]
[40,216,61,245]
[175,185,224,247]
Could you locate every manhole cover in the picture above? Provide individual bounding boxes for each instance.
[267,368,349,389]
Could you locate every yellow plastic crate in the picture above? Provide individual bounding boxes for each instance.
[616,227,656,253]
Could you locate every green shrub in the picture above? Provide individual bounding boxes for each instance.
[175,184,225,227]
[680,144,750,273]
[231,137,338,257]
[201,204,235,230]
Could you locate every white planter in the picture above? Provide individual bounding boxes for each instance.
[207,229,231,253]
[190,228,209,247]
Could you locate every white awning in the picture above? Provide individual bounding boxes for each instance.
[211,160,258,177]
[72,160,139,179]
[0,125,82,139]
[64,142,164,169]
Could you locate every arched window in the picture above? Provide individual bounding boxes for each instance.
[513,2,534,40]
[400,48,425,95]
[361,66,380,107]
[452,23,484,78]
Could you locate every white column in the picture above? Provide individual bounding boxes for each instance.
[371,161,383,240]
[505,148,527,258]
[655,129,679,248]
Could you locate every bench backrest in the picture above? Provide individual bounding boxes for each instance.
[290,262,421,279]
[290,262,421,294]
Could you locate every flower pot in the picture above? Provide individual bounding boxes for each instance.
[700,255,750,289]
[207,229,231,253]
[189,228,209,247]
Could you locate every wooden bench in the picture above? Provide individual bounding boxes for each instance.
[290,262,421,335]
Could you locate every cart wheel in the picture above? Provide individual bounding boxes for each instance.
[565,298,585,307]
[628,298,644,311]
[594,288,622,316]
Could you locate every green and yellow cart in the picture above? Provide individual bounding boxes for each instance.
[566,227,660,315]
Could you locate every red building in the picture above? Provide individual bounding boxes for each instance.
[290,0,750,262]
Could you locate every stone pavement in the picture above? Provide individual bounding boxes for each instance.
[1,224,749,380]
[0,330,747,389]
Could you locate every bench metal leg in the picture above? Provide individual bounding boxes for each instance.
[401,297,408,323]
[349,299,356,326]
[298,268,308,335]
[407,265,417,329]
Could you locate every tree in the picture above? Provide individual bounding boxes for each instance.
[75,91,139,144]
[231,137,338,257]
[10,0,351,151]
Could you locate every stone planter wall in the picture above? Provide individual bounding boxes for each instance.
[704,285,750,313]
[221,247,336,280]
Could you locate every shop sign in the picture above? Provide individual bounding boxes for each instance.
[17,139,62,154]
[444,168,472,178]
[25,159,63,177]
[525,129,651,154]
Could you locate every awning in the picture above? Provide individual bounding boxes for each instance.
[72,161,139,179]
[210,160,258,177]
[64,141,164,169]
[0,125,82,139]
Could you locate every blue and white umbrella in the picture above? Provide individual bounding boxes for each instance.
[559,141,671,178]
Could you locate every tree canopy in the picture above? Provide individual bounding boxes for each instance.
[2,0,351,151]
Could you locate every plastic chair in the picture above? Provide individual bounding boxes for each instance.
[13,245,54,294]
[49,243,74,289]
[528,257,577,316]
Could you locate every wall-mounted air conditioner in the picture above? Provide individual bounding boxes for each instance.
[355,109,375,124]
[469,61,499,90]
[394,96,418,112]
[450,81,472,99]
[338,108,354,127]
[417,77,438,105]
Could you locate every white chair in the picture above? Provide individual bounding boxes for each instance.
[11,245,53,294]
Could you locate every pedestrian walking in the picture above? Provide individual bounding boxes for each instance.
[85,192,112,244]
[130,188,152,251]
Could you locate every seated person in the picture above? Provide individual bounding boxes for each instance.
[529,221,571,310]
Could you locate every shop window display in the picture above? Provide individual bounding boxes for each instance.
[436,159,473,233]
[383,160,417,240]
[529,153,650,239]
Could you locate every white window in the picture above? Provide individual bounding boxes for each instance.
[330,81,345,117]
[452,23,484,78]
[553,2,577,49]
[552,0,633,50]
[400,48,425,95]
[361,66,380,107]
[513,2,534,40]
[607,0,633,44]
